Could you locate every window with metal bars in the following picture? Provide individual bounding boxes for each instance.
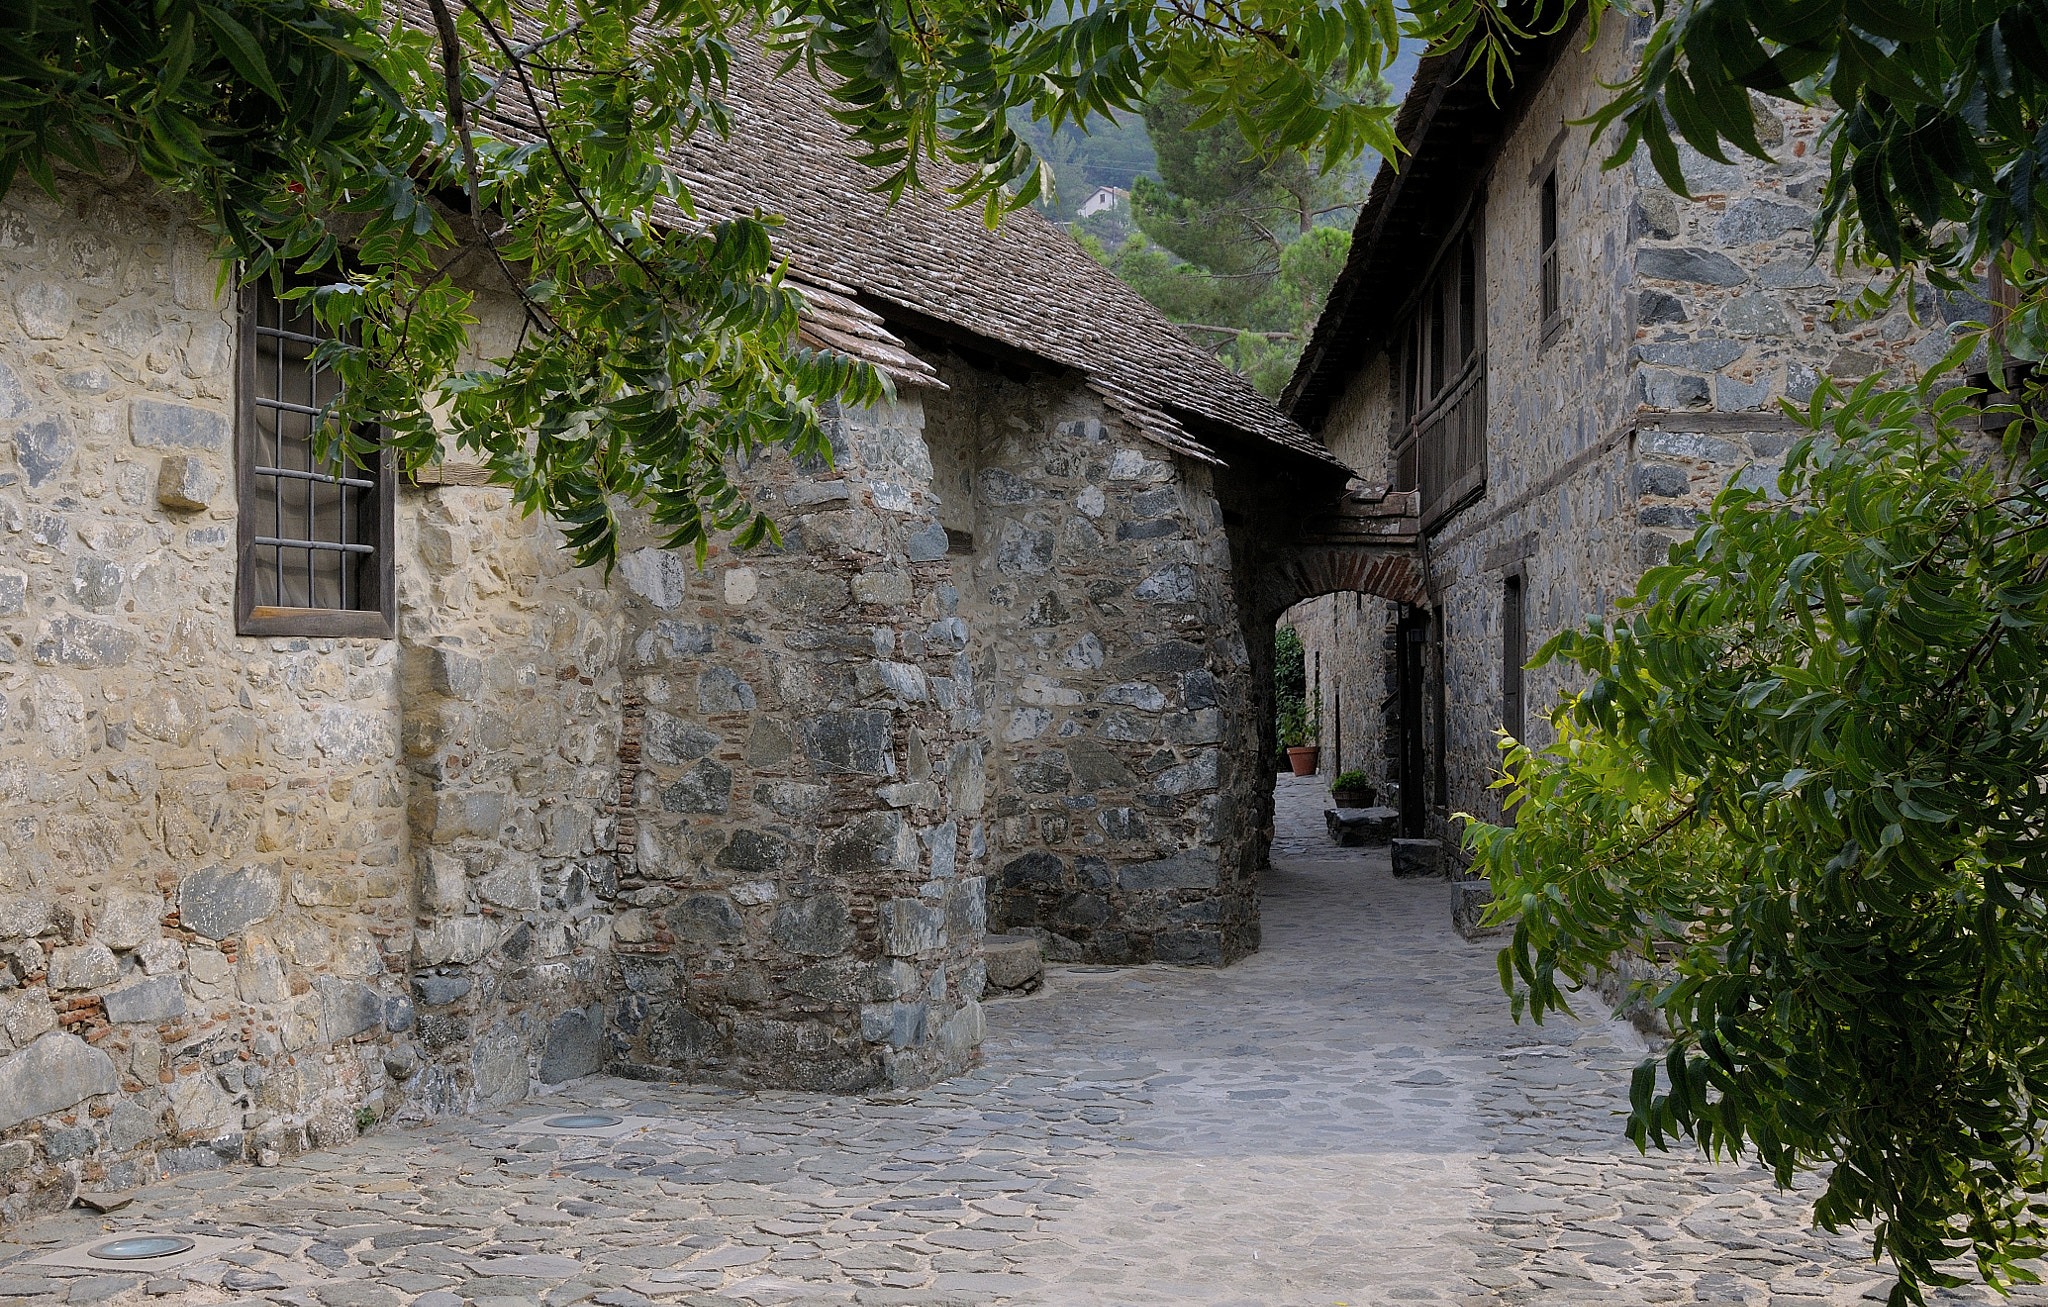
[235,278,395,638]
[1392,216,1486,526]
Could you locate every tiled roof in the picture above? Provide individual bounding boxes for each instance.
[665,47,1340,470]
[784,272,945,391]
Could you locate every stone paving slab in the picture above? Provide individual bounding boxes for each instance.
[1,774,2037,1304]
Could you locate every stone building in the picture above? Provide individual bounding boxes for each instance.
[0,46,1426,1222]
[1280,17,1960,847]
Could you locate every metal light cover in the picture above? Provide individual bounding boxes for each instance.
[87,1235,197,1261]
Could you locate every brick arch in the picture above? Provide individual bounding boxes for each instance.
[1259,545,1426,623]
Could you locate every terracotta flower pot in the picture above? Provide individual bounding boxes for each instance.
[1286,746,1319,776]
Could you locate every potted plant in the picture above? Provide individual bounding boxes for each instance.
[1279,697,1319,775]
[1330,769,1375,808]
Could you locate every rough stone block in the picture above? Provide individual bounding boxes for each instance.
[860,1000,928,1048]
[1634,463,1689,498]
[1118,849,1219,891]
[657,758,734,816]
[34,614,137,668]
[644,712,719,765]
[906,520,949,561]
[1639,505,1698,529]
[539,1007,604,1083]
[471,1019,527,1107]
[1325,807,1398,847]
[785,478,850,507]
[1635,337,1744,371]
[106,1101,158,1150]
[102,975,186,1024]
[801,710,896,776]
[48,941,118,991]
[417,789,506,842]
[43,1125,96,1161]
[477,857,541,911]
[618,547,691,609]
[1639,431,1744,464]
[178,863,282,941]
[0,893,51,940]
[717,828,790,874]
[696,667,756,713]
[1006,925,1084,962]
[981,935,1043,993]
[881,899,947,957]
[1001,851,1065,890]
[1151,929,1224,965]
[412,916,500,967]
[821,811,917,875]
[130,398,228,450]
[1715,197,1810,244]
[316,977,385,1042]
[91,890,161,951]
[771,894,854,956]
[13,416,72,488]
[667,894,743,944]
[1391,838,1441,878]
[426,648,483,700]
[154,455,218,510]
[1636,246,1749,286]
[1452,881,1510,941]
[0,1033,119,1130]
[413,973,472,1006]
[851,570,913,605]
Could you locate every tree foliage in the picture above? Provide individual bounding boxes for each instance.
[1592,0,2048,356]
[1464,358,2048,1303]
[1464,0,2048,1296]
[0,0,1418,567]
[1086,81,1372,396]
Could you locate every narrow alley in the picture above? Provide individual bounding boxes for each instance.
[0,778,1969,1305]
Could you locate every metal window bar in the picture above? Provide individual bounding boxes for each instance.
[250,282,375,611]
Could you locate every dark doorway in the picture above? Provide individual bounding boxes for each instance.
[1396,607,1429,838]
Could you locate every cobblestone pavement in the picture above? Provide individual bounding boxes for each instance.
[1,775,2021,1305]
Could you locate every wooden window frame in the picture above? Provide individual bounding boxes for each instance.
[234,282,397,639]
[1539,169,1563,345]
[1392,212,1488,529]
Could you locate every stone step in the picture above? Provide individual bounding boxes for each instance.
[983,935,1045,995]
[1391,837,1442,878]
[1324,806,1399,847]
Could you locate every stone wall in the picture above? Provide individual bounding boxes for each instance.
[0,177,636,1222]
[392,466,624,1118]
[0,168,1327,1226]
[929,359,1262,966]
[0,176,416,1220]
[604,396,986,1092]
[1281,592,1397,796]
[1309,20,1962,857]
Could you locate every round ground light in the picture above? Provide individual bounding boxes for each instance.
[88,1236,196,1261]
[544,1113,623,1129]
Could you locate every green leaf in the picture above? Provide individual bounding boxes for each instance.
[199,5,285,107]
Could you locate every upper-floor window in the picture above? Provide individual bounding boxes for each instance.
[236,277,395,638]
[1395,218,1486,524]
[1540,170,1562,334]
